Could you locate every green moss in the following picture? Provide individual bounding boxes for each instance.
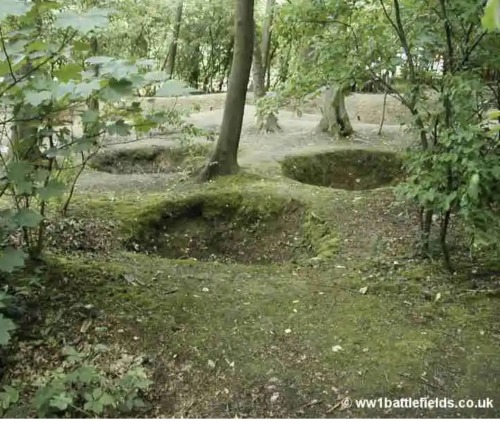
[302,210,339,260]
[281,149,403,190]
[40,253,500,417]
[62,170,346,264]
[37,165,499,417]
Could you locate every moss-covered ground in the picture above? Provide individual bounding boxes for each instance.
[3,94,499,417]
[7,163,499,418]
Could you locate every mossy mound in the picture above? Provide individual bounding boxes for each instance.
[127,191,310,264]
[281,149,403,190]
[88,143,211,174]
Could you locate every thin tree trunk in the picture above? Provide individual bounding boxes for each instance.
[85,36,99,139]
[164,1,183,76]
[420,208,433,257]
[253,0,280,132]
[378,90,388,135]
[440,210,452,272]
[199,0,254,181]
[253,35,280,132]
[261,0,275,84]
[252,28,266,99]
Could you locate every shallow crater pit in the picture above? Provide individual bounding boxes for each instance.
[89,143,211,174]
[280,149,403,190]
[127,192,311,264]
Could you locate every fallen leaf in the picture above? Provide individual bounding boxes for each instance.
[124,274,137,285]
[270,392,280,403]
[80,320,91,333]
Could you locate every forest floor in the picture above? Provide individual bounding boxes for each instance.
[8,93,500,417]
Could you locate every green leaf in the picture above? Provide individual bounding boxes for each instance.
[75,366,99,383]
[487,109,500,120]
[483,0,500,30]
[132,397,146,408]
[15,209,43,228]
[109,78,134,95]
[144,71,168,83]
[33,168,50,182]
[84,398,104,414]
[0,0,32,20]
[54,63,83,82]
[0,210,18,232]
[32,1,60,12]
[26,40,48,53]
[0,248,27,273]
[74,80,101,97]
[7,161,34,184]
[137,59,156,68]
[0,315,16,346]
[54,8,110,33]
[0,385,19,409]
[101,61,138,80]
[24,90,52,107]
[156,80,196,97]
[99,392,116,407]
[62,345,82,358]
[37,180,66,201]
[86,56,114,66]
[49,392,73,411]
[81,110,100,124]
[92,387,103,400]
[73,139,96,153]
[107,119,130,136]
[34,384,62,414]
[468,173,480,201]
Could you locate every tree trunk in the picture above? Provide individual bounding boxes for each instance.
[85,35,100,140]
[252,28,266,99]
[187,43,201,89]
[253,35,280,132]
[199,0,254,181]
[261,0,275,83]
[317,86,353,137]
[252,0,279,133]
[378,90,388,135]
[163,1,183,76]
